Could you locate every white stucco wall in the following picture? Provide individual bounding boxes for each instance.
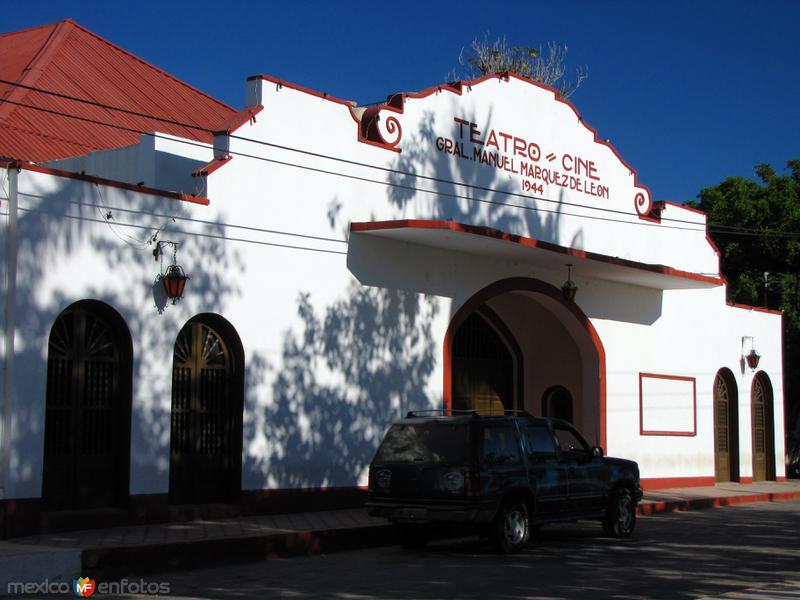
[0,72,786,501]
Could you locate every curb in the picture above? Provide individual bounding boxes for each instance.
[637,490,800,516]
[84,524,394,577]
[83,491,800,576]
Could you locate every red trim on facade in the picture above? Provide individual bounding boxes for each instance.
[213,105,264,135]
[639,373,697,437]
[638,214,662,224]
[248,72,664,219]
[249,74,360,113]
[727,302,783,316]
[9,162,210,205]
[640,476,716,490]
[705,233,721,258]
[441,276,607,449]
[368,71,655,218]
[637,489,800,515]
[351,219,724,287]
[739,476,754,484]
[192,155,232,177]
[654,200,707,217]
[777,476,787,482]
[248,74,399,152]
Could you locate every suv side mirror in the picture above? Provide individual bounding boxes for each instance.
[591,446,604,458]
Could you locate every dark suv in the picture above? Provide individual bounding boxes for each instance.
[366,412,643,553]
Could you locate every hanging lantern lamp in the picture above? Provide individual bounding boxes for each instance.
[561,263,578,302]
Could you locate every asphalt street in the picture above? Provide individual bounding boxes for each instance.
[47,500,800,599]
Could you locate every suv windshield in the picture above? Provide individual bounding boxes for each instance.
[374,422,469,464]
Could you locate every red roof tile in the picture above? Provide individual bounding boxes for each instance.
[0,19,236,162]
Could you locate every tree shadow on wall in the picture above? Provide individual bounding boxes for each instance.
[243,284,439,489]
[240,105,584,491]
[386,105,582,249]
[7,171,242,499]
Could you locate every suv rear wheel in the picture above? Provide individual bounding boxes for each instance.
[491,500,530,553]
[602,487,636,538]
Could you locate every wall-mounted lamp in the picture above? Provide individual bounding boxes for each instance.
[561,263,578,302]
[154,241,190,304]
[742,336,761,371]
[162,263,189,304]
[746,349,761,370]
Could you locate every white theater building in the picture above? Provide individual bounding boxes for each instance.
[0,37,786,535]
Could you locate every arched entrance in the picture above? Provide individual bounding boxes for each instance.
[444,277,605,447]
[713,368,739,483]
[42,300,132,510]
[169,315,244,504]
[751,372,775,481]
[451,306,522,414]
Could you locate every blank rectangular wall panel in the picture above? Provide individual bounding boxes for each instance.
[639,373,697,436]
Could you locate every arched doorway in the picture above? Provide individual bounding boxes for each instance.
[169,315,244,504]
[751,372,775,481]
[713,368,739,483]
[444,277,605,447]
[542,385,574,423]
[451,307,521,414]
[42,300,132,510]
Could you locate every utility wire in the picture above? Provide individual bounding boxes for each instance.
[2,90,799,240]
[0,80,714,230]
[5,77,789,236]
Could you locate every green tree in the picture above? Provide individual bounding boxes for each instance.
[690,160,800,473]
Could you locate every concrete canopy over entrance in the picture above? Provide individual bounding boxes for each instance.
[444,277,606,447]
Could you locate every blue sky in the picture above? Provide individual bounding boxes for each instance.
[4,0,798,204]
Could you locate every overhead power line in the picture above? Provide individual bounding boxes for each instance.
[1,84,799,240]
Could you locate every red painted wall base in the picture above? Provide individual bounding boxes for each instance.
[641,476,716,490]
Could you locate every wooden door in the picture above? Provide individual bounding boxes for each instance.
[43,304,129,509]
[714,373,732,482]
[751,375,770,481]
[170,321,240,504]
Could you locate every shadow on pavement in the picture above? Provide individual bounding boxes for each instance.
[115,501,800,600]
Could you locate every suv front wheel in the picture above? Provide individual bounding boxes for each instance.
[492,500,530,553]
[602,487,636,538]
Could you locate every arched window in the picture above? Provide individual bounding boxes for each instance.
[751,372,775,481]
[713,369,739,483]
[43,300,132,509]
[169,315,244,504]
[542,385,574,423]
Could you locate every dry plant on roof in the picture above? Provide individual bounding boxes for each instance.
[456,35,588,98]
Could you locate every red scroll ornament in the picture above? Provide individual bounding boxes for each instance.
[634,191,652,216]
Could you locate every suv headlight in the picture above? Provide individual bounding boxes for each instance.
[443,470,464,492]
[376,469,392,488]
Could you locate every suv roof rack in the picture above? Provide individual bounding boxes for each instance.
[405,408,534,419]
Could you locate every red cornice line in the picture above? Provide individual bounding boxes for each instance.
[212,104,264,136]
[360,72,657,217]
[350,219,724,286]
[245,74,400,153]
[654,200,707,217]
[192,155,232,178]
[727,302,783,316]
[4,161,210,205]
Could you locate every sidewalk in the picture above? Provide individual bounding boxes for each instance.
[2,481,799,588]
